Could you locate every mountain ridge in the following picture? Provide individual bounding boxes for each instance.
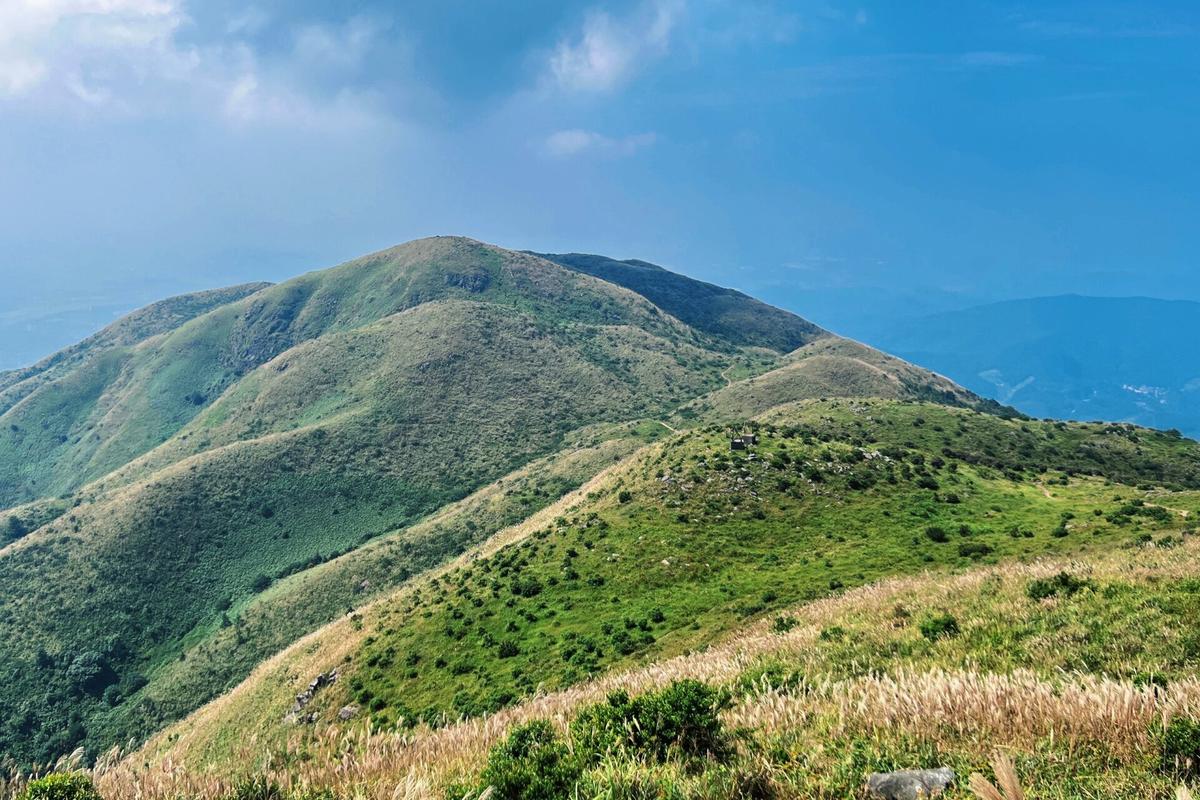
[0,236,995,765]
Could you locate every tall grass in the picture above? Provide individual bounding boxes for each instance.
[83,539,1200,800]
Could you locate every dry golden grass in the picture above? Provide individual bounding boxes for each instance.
[969,752,1025,800]
[87,537,1200,800]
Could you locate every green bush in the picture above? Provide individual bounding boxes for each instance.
[1163,717,1200,776]
[957,541,992,559]
[1027,571,1093,601]
[479,721,581,800]
[918,613,960,641]
[570,680,731,764]
[924,526,949,543]
[19,773,101,800]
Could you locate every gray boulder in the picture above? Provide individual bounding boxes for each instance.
[866,768,955,800]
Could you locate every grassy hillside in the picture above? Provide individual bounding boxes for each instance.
[537,252,827,353]
[98,424,661,752]
[0,236,1040,773]
[130,400,1200,774]
[0,295,728,764]
[0,283,271,505]
[675,337,1010,424]
[0,239,700,509]
[113,489,1200,799]
[0,282,271,403]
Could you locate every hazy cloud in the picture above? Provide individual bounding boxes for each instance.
[0,0,397,131]
[544,128,657,157]
[0,0,189,102]
[546,0,683,94]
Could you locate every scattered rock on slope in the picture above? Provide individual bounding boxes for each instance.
[866,767,956,800]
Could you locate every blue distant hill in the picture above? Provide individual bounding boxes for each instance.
[872,295,1200,436]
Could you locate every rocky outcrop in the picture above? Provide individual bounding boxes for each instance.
[283,669,339,724]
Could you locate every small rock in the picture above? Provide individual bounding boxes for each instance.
[338,704,360,721]
[865,768,955,800]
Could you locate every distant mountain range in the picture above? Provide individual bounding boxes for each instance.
[867,295,1200,436]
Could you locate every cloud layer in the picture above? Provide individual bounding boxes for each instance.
[546,0,682,94]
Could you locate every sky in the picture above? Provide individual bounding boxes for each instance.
[1,0,1198,366]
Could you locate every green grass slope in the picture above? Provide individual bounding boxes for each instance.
[0,283,270,505]
[140,400,1200,769]
[0,236,1008,770]
[118,532,1200,800]
[0,238,701,509]
[99,424,663,751]
[0,294,727,764]
[0,282,271,403]
[340,402,1200,726]
[537,251,827,353]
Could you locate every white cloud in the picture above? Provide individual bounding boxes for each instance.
[0,0,396,131]
[0,0,187,100]
[547,0,683,94]
[544,128,657,158]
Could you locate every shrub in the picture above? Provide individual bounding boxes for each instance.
[1162,717,1200,776]
[511,576,543,598]
[479,721,581,800]
[1027,571,1093,601]
[924,526,949,543]
[570,680,731,764]
[919,613,960,641]
[65,652,113,695]
[19,774,101,800]
[958,541,992,558]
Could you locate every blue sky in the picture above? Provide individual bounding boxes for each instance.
[1,1,1198,364]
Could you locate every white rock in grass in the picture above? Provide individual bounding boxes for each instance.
[865,767,955,800]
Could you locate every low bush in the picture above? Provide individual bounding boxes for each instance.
[479,721,581,800]
[19,774,101,800]
[958,541,992,558]
[924,526,949,543]
[1027,571,1093,601]
[918,613,960,641]
[1162,717,1200,776]
[570,680,732,764]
